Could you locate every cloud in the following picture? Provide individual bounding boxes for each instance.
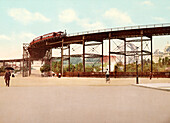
[8,8,50,24]
[58,9,105,30]
[0,32,36,45]
[103,8,133,25]
[0,32,36,59]
[0,35,11,40]
[16,32,36,41]
[153,17,166,22]
[78,19,105,30]
[58,9,78,23]
[141,1,154,6]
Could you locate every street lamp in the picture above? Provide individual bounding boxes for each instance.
[134,53,139,84]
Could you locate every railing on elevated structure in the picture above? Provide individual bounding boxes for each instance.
[67,23,170,37]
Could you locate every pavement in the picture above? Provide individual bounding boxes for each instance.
[0,75,170,87]
[0,75,170,123]
[135,83,170,91]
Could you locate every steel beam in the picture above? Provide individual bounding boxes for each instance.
[141,30,143,72]
[126,54,151,56]
[68,45,70,72]
[124,38,126,72]
[61,38,64,76]
[83,36,85,72]
[85,53,101,56]
[46,41,62,45]
[85,42,102,46]
[63,54,82,57]
[151,36,153,73]
[109,33,111,73]
[126,39,150,42]
[142,50,151,54]
[22,47,24,77]
[64,40,83,44]
[102,40,103,72]
[29,58,31,76]
[20,61,22,74]
[110,52,125,55]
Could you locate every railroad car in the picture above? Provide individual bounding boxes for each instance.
[30,36,42,45]
[30,31,66,45]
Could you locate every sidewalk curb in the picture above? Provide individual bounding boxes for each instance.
[132,84,170,92]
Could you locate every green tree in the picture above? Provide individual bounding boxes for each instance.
[94,64,101,72]
[158,57,162,66]
[162,58,165,65]
[165,57,169,65]
[70,63,75,72]
[168,59,170,65]
[40,64,50,73]
[75,63,83,72]
[0,66,5,73]
[52,61,61,73]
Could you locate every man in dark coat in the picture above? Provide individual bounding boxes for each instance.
[4,70,11,87]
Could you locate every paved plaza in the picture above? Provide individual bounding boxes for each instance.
[0,76,170,123]
[135,83,170,91]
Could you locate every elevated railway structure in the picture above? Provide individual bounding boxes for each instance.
[0,59,23,75]
[7,23,170,77]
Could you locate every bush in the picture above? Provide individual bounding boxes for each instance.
[40,64,50,73]
[0,66,5,73]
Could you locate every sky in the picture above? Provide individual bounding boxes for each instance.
[0,0,170,59]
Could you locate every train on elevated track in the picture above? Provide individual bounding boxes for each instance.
[30,31,66,45]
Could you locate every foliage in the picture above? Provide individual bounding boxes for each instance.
[158,57,162,66]
[40,64,50,73]
[50,57,170,73]
[75,63,83,72]
[52,61,61,73]
[0,66,5,73]
[165,57,169,65]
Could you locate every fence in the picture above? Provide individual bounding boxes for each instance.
[63,72,170,78]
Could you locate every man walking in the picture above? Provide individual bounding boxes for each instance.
[105,69,110,83]
[4,70,11,87]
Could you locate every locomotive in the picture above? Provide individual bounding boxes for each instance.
[30,31,66,45]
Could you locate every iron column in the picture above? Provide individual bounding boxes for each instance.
[151,36,153,73]
[68,45,70,72]
[3,61,5,67]
[136,56,139,84]
[22,47,24,77]
[83,36,85,72]
[135,53,139,84]
[20,60,21,74]
[141,30,143,72]
[61,38,64,76]
[102,40,104,73]
[109,33,111,73]
[29,57,31,76]
[124,38,126,72]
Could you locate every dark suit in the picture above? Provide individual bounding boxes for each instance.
[4,72,11,87]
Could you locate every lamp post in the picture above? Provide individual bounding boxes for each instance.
[135,53,139,84]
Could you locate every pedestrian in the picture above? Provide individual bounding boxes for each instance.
[58,73,61,78]
[4,70,11,87]
[105,69,110,83]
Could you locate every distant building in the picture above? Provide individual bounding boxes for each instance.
[102,55,116,71]
[164,44,170,58]
[153,44,170,63]
[102,55,116,63]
